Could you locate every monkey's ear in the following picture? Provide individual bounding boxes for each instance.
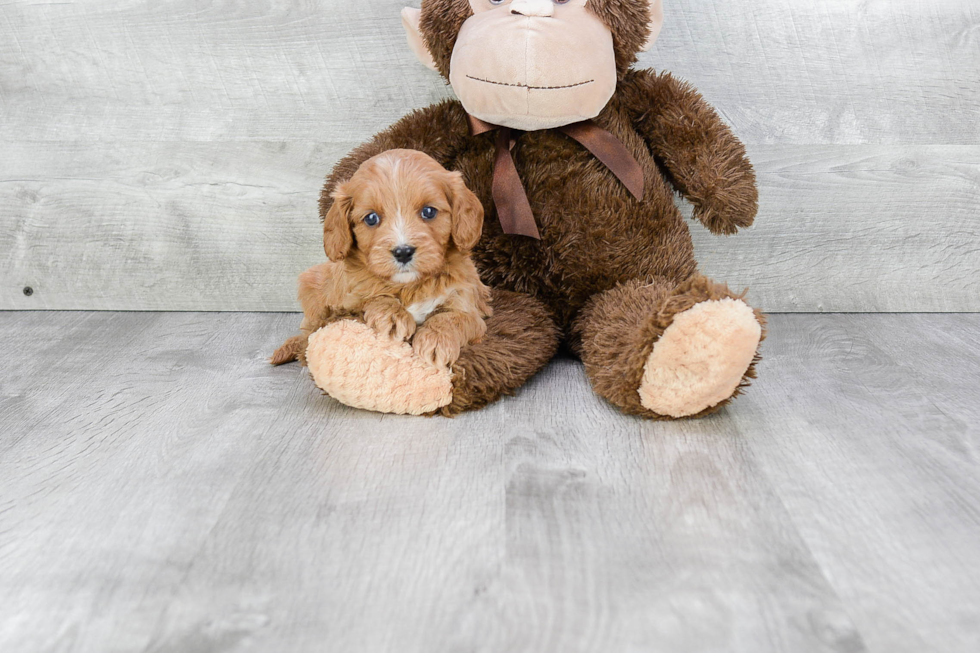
[401,7,439,72]
[640,0,664,52]
[323,184,354,261]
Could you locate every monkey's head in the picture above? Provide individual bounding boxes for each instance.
[402,0,663,131]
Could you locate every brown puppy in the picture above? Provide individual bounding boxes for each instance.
[272,149,491,369]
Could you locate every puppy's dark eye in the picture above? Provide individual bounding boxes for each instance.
[363,212,380,227]
[420,206,438,221]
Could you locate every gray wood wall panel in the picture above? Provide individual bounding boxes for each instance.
[3,142,977,312]
[2,0,976,145]
[1,0,978,311]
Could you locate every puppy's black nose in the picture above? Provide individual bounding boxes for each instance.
[391,245,416,264]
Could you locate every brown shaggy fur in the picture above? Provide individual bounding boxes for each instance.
[318,0,763,418]
[437,289,560,417]
[571,275,767,419]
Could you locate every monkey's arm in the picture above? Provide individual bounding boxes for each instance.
[319,100,471,220]
[621,70,758,235]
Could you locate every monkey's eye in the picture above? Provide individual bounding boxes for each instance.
[421,206,438,221]
[554,0,570,4]
[363,212,381,227]
[489,0,505,5]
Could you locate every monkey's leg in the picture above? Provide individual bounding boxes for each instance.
[572,276,765,419]
[438,289,560,416]
[304,290,559,416]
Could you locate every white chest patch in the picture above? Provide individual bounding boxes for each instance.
[406,294,449,325]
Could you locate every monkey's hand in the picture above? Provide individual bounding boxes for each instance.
[688,158,759,236]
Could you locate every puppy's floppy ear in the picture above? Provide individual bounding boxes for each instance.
[322,183,354,261]
[447,171,484,253]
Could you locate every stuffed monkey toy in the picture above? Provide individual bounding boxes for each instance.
[303,0,765,418]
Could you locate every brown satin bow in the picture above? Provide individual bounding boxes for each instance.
[468,115,645,240]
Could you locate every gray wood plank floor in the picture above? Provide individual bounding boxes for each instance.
[1,312,978,653]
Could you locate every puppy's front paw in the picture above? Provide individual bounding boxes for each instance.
[412,327,462,369]
[364,303,417,341]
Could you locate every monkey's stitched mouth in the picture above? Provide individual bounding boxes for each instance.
[466,75,594,91]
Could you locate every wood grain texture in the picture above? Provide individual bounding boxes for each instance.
[656,0,980,146]
[2,143,978,312]
[0,0,454,143]
[735,314,980,653]
[1,0,976,145]
[1,0,979,311]
[1,312,979,652]
[0,141,329,311]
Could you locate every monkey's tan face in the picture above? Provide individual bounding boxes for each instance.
[449,0,618,131]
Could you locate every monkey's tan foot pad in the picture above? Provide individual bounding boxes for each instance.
[639,298,762,418]
[306,320,452,416]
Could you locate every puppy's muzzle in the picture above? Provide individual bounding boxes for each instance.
[391,245,416,265]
